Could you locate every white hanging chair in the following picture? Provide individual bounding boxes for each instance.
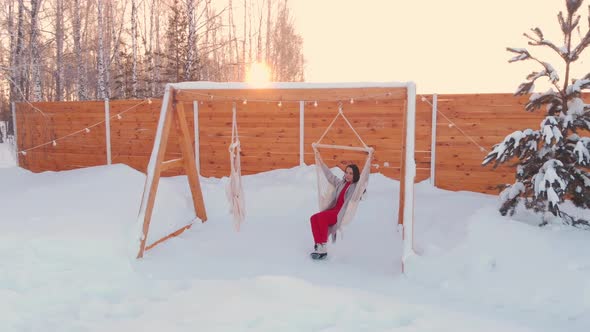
[313,103,374,230]
[225,102,246,231]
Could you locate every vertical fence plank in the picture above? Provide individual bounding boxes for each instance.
[105,98,112,165]
[299,100,304,166]
[11,102,19,167]
[430,94,437,186]
[193,101,200,174]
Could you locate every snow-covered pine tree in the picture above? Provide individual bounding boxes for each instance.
[483,0,590,228]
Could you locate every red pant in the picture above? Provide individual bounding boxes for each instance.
[310,209,338,244]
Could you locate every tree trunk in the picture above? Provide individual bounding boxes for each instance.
[30,0,42,101]
[242,0,247,79]
[265,0,271,64]
[111,0,128,99]
[185,0,196,81]
[97,0,107,99]
[55,0,64,101]
[73,0,88,100]
[154,0,161,95]
[131,0,138,97]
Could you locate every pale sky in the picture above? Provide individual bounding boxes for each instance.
[289,0,588,94]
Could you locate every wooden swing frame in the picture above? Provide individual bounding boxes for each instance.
[136,86,207,259]
[135,82,416,273]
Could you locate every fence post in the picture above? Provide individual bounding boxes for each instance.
[430,94,438,186]
[11,102,19,167]
[104,98,112,165]
[299,100,305,166]
[193,101,200,174]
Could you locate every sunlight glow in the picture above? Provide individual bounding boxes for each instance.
[246,62,271,85]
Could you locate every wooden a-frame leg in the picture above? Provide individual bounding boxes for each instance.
[175,102,207,222]
[137,92,175,259]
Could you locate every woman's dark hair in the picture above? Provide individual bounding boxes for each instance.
[346,164,360,183]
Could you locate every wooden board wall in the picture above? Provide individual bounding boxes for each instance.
[15,101,108,172]
[17,90,564,194]
[16,89,528,192]
[15,86,428,183]
[433,93,543,194]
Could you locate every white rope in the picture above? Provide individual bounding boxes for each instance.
[315,102,370,150]
[231,102,239,148]
[227,102,245,231]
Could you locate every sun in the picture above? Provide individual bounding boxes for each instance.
[246,62,271,85]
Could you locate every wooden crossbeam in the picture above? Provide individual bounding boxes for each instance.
[136,88,207,259]
[161,158,185,171]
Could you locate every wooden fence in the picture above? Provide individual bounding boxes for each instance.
[13,91,550,194]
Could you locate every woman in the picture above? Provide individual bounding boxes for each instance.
[310,151,360,260]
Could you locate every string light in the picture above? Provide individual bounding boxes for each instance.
[186,91,396,104]
[17,98,150,156]
[419,95,490,154]
[18,92,397,156]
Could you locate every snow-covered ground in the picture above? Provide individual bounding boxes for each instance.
[1,141,589,332]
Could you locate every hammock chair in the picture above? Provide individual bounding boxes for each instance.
[312,103,374,234]
[225,102,246,231]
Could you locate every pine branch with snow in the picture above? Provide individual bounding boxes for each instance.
[484,0,590,228]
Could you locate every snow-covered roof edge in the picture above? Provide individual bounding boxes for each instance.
[169,81,413,90]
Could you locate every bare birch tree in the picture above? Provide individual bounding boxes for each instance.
[29,0,42,101]
[109,0,127,99]
[53,0,64,100]
[184,0,196,81]
[265,0,271,63]
[131,0,138,97]
[73,0,88,100]
[97,0,107,99]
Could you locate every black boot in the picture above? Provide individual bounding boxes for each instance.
[310,243,328,260]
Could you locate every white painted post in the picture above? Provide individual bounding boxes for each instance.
[11,102,19,167]
[430,94,438,186]
[193,101,200,174]
[402,82,417,272]
[104,98,112,165]
[299,100,305,166]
